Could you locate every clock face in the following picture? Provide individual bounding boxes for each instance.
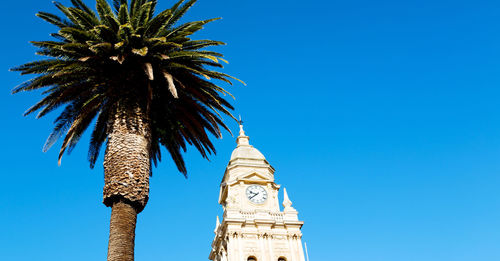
[246,185,268,204]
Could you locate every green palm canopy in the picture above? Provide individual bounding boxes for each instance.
[12,0,241,175]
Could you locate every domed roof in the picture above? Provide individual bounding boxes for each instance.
[229,124,266,162]
[230,143,266,160]
[222,123,275,184]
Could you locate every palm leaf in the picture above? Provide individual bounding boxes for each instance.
[36,12,71,28]
[71,0,97,19]
[112,0,128,13]
[96,0,114,21]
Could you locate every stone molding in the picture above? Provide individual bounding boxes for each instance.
[209,125,306,261]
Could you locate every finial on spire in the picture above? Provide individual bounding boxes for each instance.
[238,115,245,136]
[236,115,250,146]
[214,215,220,233]
[283,188,296,211]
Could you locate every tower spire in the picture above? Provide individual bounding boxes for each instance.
[214,215,220,233]
[238,115,245,136]
[283,188,296,211]
[236,115,250,146]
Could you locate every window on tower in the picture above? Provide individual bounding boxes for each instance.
[247,256,257,261]
[278,257,287,261]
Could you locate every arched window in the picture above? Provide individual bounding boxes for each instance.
[247,256,257,261]
[278,257,287,261]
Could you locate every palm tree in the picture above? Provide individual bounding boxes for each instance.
[12,0,241,260]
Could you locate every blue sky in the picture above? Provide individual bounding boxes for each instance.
[2,0,500,260]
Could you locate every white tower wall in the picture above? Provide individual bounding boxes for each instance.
[209,125,306,261]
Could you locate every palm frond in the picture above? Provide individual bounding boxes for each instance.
[168,0,197,28]
[112,0,128,13]
[89,103,110,168]
[96,0,114,21]
[71,0,96,16]
[36,12,71,28]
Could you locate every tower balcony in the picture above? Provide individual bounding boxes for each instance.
[222,209,300,224]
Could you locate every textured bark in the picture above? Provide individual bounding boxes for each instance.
[103,103,151,212]
[107,201,137,261]
[103,101,151,261]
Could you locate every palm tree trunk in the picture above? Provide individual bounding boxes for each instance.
[103,102,151,261]
[107,201,137,261]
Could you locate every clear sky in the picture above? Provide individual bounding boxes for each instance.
[2,0,500,260]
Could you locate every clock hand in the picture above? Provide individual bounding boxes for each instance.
[250,192,259,199]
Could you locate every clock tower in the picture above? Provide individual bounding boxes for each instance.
[209,124,306,261]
